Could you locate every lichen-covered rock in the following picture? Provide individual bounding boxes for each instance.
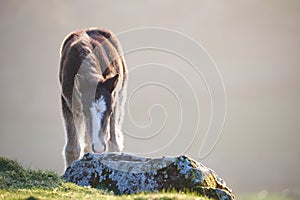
[62,153,234,200]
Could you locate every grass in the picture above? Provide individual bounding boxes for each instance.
[0,157,209,200]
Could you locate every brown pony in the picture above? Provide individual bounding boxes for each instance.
[59,28,127,167]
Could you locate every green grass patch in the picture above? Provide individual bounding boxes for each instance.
[0,157,62,190]
[0,157,210,200]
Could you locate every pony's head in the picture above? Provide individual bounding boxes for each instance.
[75,73,119,153]
[90,74,119,153]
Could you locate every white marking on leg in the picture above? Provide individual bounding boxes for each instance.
[90,95,107,153]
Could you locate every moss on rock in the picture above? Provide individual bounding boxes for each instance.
[63,153,234,200]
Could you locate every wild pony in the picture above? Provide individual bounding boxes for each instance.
[59,28,127,167]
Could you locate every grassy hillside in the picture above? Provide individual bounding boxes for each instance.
[0,157,294,200]
[0,157,209,200]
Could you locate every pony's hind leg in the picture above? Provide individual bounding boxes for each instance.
[61,96,81,168]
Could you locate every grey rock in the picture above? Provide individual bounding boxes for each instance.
[62,153,234,200]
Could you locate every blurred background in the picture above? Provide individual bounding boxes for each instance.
[0,0,299,199]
